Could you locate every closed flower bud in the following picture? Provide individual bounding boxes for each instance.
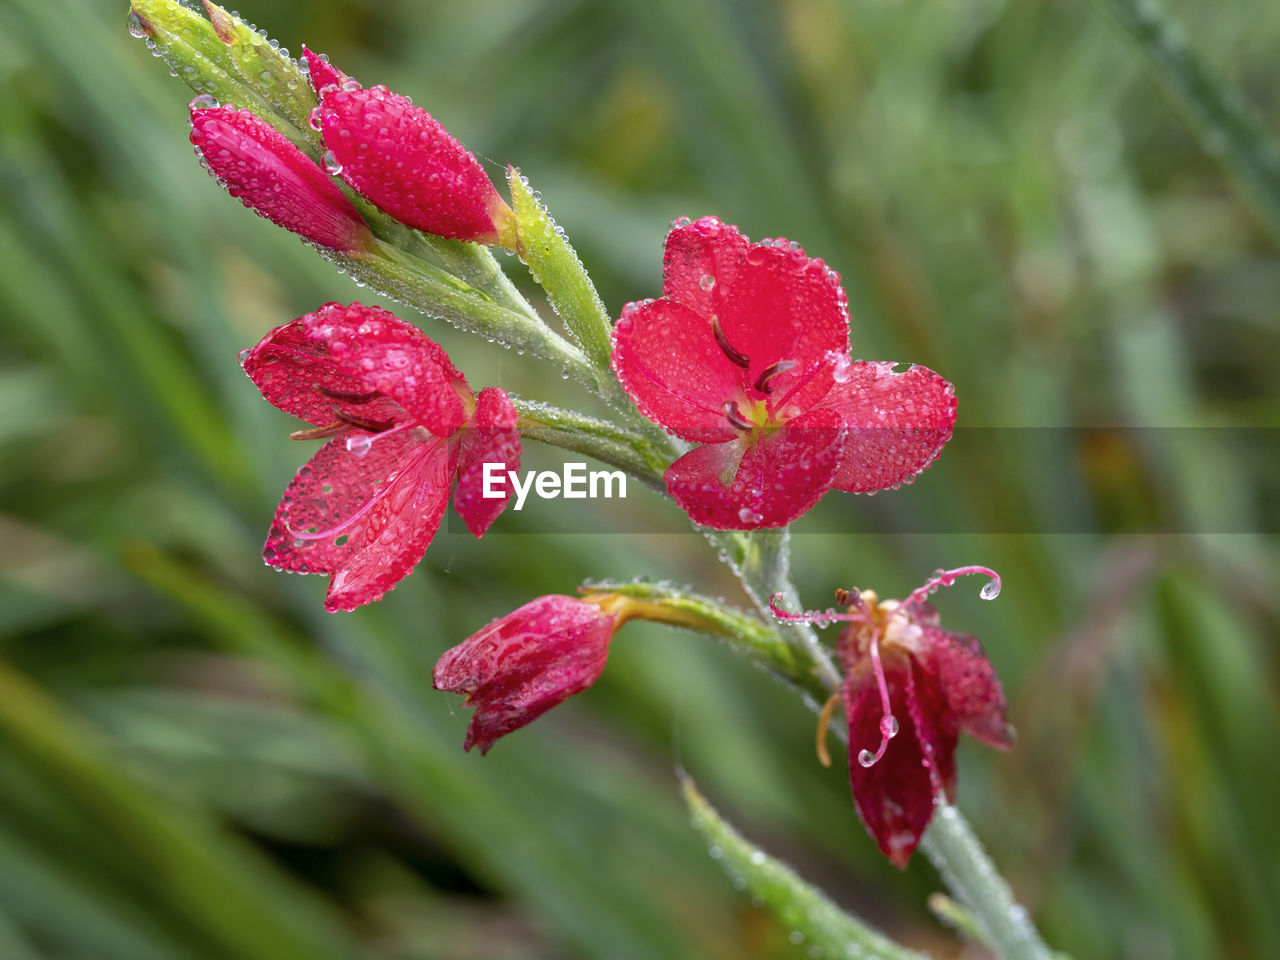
[189,101,373,254]
[304,50,516,247]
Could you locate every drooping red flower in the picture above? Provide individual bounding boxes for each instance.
[242,302,520,612]
[188,100,372,254]
[302,48,516,247]
[772,567,1013,867]
[433,594,627,754]
[612,216,957,529]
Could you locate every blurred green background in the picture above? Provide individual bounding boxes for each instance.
[2,0,1278,957]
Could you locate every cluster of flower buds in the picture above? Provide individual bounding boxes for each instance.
[185,40,516,252]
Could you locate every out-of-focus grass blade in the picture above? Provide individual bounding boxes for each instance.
[0,658,370,960]
[1093,0,1280,249]
[681,774,932,960]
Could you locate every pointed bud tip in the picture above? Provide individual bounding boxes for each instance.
[200,1,236,43]
[302,46,347,96]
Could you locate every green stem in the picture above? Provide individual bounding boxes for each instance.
[512,397,668,490]
[919,806,1054,960]
[1093,0,1280,248]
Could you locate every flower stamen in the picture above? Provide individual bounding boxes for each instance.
[752,360,796,395]
[333,408,396,433]
[317,385,381,404]
[711,317,750,369]
[815,692,841,767]
[290,421,347,441]
[723,400,753,432]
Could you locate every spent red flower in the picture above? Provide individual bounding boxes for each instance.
[612,216,956,529]
[433,594,628,754]
[303,49,516,247]
[189,100,372,254]
[242,302,520,612]
[773,567,1013,867]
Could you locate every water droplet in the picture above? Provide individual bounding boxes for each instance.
[880,714,899,738]
[345,434,371,456]
[980,579,1001,600]
[126,9,148,38]
[738,507,763,524]
[699,273,715,291]
[308,106,323,131]
[190,93,220,110]
[237,348,251,365]
[322,150,343,174]
[857,749,876,768]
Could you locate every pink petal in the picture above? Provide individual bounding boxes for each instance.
[315,83,509,242]
[453,387,521,537]
[241,315,406,426]
[820,361,957,493]
[922,626,1014,749]
[661,216,750,319]
[433,595,617,754]
[717,236,850,388]
[188,104,371,253]
[611,298,745,443]
[303,303,468,436]
[845,654,953,868]
[262,428,454,612]
[301,47,348,94]
[663,407,847,528]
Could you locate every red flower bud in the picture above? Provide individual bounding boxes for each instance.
[433,595,625,753]
[189,101,372,254]
[304,51,515,246]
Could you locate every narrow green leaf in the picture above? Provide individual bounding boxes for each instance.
[681,776,931,960]
[507,166,616,370]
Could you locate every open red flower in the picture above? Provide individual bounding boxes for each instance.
[612,216,956,529]
[242,302,520,612]
[302,48,515,247]
[433,594,627,754]
[189,100,372,254]
[773,567,1013,867]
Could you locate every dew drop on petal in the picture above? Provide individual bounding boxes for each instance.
[190,94,220,110]
[308,106,323,131]
[880,714,899,739]
[345,434,371,457]
[322,149,343,174]
[237,348,251,365]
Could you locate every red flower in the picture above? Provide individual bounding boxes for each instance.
[772,567,1013,867]
[189,100,372,254]
[242,302,520,612]
[611,216,956,529]
[433,594,626,754]
[302,49,515,247]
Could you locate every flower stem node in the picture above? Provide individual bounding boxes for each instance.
[772,566,1013,867]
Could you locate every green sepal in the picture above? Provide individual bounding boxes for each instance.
[506,166,615,372]
[128,0,316,154]
[681,777,930,960]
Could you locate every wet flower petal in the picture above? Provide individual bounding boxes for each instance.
[433,595,618,754]
[820,361,957,493]
[453,386,521,537]
[264,429,454,612]
[303,303,468,436]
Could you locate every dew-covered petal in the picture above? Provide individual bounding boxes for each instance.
[189,103,371,253]
[301,46,348,94]
[663,408,847,528]
[821,361,957,493]
[314,82,510,243]
[453,386,521,537]
[717,237,850,388]
[303,303,468,436]
[845,654,952,868]
[662,215,750,319]
[262,428,453,612]
[433,595,617,754]
[241,314,404,427]
[612,298,745,443]
[921,627,1015,749]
